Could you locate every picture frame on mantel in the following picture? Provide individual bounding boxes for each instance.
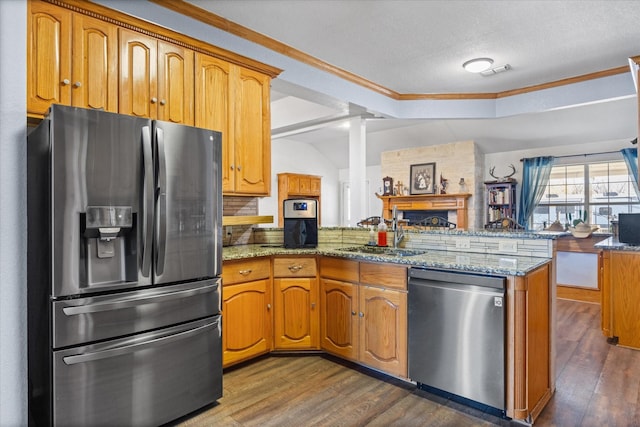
[410,163,436,195]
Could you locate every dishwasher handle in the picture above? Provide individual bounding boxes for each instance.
[409,268,505,290]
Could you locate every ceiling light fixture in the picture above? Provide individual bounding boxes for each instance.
[462,57,494,73]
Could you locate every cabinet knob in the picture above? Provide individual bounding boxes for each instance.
[151,97,158,104]
[238,269,252,276]
[73,81,82,88]
[237,165,241,171]
[359,312,364,317]
[351,311,356,316]
[160,99,166,105]
[61,79,70,86]
[311,302,316,309]
[267,303,271,310]
[230,165,234,171]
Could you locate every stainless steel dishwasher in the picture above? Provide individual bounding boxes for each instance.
[408,268,506,412]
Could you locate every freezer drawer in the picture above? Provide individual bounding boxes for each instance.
[53,279,220,348]
[53,316,222,427]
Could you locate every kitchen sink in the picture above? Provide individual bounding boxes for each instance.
[337,246,426,257]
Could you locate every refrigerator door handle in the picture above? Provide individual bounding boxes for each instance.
[155,127,167,275]
[62,321,218,365]
[61,282,219,315]
[141,126,154,277]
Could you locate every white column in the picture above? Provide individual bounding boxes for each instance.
[348,117,367,226]
[0,0,27,425]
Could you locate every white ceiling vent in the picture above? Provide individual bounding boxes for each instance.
[480,64,512,77]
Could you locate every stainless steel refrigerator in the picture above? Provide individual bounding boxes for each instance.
[27,105,223,426]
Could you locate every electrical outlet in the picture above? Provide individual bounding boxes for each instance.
[498,240,518,253]
[456,255,471,265]
[226,226,233,237]
[455,238,471,249]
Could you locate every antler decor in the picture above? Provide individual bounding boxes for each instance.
[489,164,516,182]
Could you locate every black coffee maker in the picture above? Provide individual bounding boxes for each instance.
[283,199,318,248]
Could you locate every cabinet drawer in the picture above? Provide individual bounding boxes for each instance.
[360,262,407,290]
[222,258,270,285]
[273,257,317,277]
[320,257,359,283]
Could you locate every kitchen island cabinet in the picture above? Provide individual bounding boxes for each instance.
[221,258,272,367]
[600,250,640,349]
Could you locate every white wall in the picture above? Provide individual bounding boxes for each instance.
[338,165,383,226]
[259,139,341,226]
[0,1,27,424]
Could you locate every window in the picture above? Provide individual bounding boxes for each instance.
[533,160,639,231]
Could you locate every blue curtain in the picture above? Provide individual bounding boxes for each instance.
[621,147,639,197]
[517,156,555,228]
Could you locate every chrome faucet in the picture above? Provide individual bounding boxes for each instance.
[392,206,405,248]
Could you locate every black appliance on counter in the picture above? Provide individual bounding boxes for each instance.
[27,105,223,426]
[283,198,318,248]
[618,213,640,245]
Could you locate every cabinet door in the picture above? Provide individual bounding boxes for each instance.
[72,14,118,112]
[28,1,72,115]
[194,54,233,191]
[359,286,407,378]
[157,41,194,125]
[320,278,358,360]
[119,28,158,118]
[611,252,640,348]
[222,279,272,367]
[273,277,319,349]
[310,177,321,195]
[234,66,271,195]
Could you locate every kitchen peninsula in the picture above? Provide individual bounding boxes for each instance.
[223,228,556,424]
[596,238,640,349]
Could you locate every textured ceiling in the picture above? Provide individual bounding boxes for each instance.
[182,0,639,168]
[187,0,640,94]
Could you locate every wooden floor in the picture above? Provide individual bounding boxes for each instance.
[178,299,640,426]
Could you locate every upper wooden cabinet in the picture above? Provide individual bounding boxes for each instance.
[28,1,279,195]
[195,54,271,196]
[234,66,271,195]
[28,1,118,116]
[119,29,194,125]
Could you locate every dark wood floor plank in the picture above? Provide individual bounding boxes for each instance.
[181,299,640,427]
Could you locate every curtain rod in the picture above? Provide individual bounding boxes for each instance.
[519,149,624,162]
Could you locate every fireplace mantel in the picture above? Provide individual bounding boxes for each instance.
[376,193,472,230]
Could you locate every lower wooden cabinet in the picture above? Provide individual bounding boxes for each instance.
[601,250,640,349]
[273,257,319,350]
[320,277,358,360]
[319,257,408,378]
[273,277,319,349]
[222,258,272,367]
[358,285,407,377]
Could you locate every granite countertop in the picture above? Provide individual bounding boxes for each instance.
[223,244,551,276]
[595,237,640,251]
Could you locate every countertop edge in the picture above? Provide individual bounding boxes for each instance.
[222,244,552,276]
